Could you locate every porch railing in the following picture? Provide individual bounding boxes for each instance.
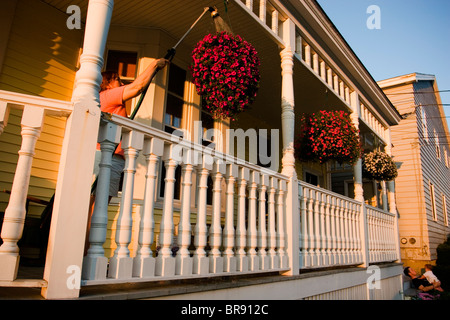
[366,205,398,264]
[298,181,399,270]
[82,113,290,284]
[299,181,364,268]
[0,90,73,281]
[0,90,400,291]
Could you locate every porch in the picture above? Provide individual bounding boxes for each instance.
[0,90,401,299]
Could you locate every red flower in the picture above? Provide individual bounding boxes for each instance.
[190,31,260,120]
[295,110,362,165]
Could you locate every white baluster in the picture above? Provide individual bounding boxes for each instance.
[267,177,278,269]
[193,154,212,275]
[324,194,331,266]
[276,179,288,268]
[209,160,225,274]
[0,105,44,280]
[304,43,311,67]
[271,10,279,34]
[339,81,345,100]
[175,149,194,276]
[319,192,326,266]
[368,209,375,263]
[155,144,178,276]
[258,173,269,270]
[83,121,121,280]
[333,75,339,93]
[342,200,350,264]
[354,204,363,263]
[247,170,259,271]
[327,68,333,88]
[246,0,253,11]
[235,167,249,272]
[352,203,359,263]
[335,198,343,264]
[313,52,319,74]
[299,185,308,268]
[109,130,143,279]
[329,196,337,265]
[259,0,266,24]
[348,203,356,264]
[320,61,326,82]
[313,190,321,266]
[0,101,10,135]
[223,163,237,272]
[306,188,315,267]
[133,137,164,278]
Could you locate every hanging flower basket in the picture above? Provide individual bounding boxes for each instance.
[362,151,398,181]
[294,110,362,165]
[190,31,260,120]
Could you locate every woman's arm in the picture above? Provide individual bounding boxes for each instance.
[122,58,169,102]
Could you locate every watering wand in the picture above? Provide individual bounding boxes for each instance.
[91,7,220,193]
[129,6,219,119]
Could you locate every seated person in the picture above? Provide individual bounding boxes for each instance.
[403,266,438,292]
[418,264,444,292]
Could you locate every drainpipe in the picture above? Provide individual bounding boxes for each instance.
[42,0,114,299]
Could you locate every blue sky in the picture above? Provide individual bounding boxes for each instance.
[317,0,450,129]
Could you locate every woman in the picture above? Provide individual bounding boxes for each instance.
[85,57,169,255]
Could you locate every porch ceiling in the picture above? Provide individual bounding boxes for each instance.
[42,0,345,131]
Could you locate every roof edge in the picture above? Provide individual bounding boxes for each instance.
[378,72,436,89]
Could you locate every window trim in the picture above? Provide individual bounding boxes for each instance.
[429,181,437,221]
[443,194,448,226]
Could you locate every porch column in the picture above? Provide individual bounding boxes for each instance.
[42,0,114,299]
[350,92,364,203]
[385,128,400,261]
[350,91,369,267]
[280,19,299,276]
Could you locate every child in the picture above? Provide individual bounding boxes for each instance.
[419,264,444,292]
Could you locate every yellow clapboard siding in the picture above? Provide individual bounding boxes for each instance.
[0,0,81,219]
[0,68,74,101]
[2,51,76,91]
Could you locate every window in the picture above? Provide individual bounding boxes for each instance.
[105,50,138,114]
[305,172,319,186]
[420,106,428,142]
[443,194,448,226]
[105,50,138,84]
[200,99,216,148]
[444,148,449,167]
[430,182,437,221]
[164,64,186,135]
[435,129,440,159]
